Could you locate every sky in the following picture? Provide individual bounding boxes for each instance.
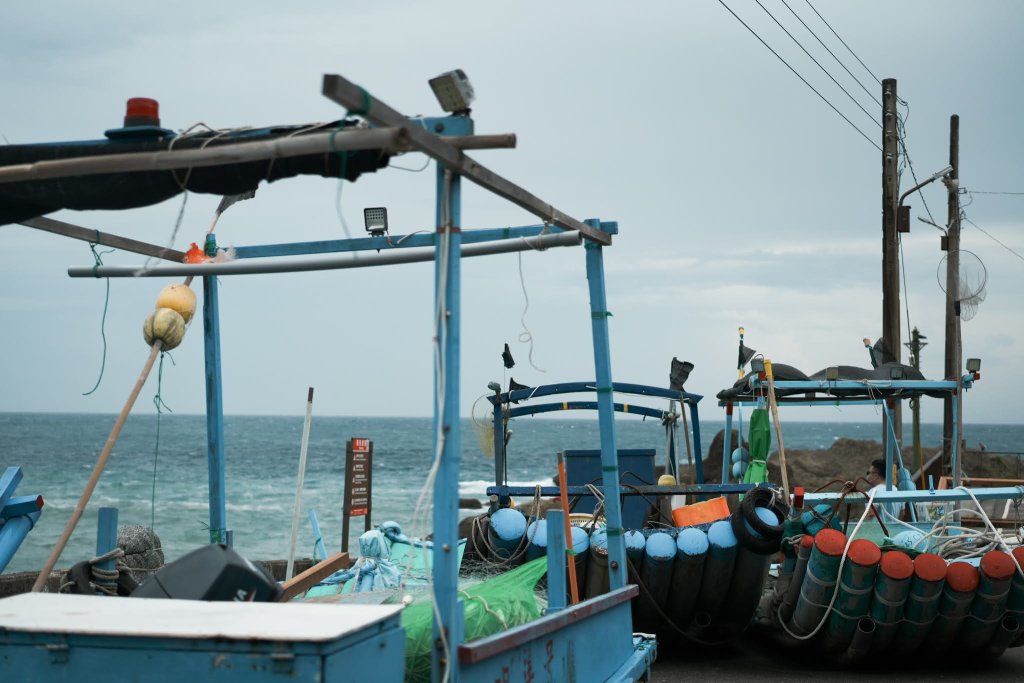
[1,1,1022,427]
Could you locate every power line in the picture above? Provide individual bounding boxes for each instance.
[896,111,939,227]
[755,0,880,129]
[967,190,1024,196]
[717,0,882,152]
[803,0,882,86]
[961,215,1024,263]
[779,0,882,108]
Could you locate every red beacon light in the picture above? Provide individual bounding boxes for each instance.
[124,97,161,128]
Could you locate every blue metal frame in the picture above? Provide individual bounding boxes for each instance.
[719,377,971,490]
[202,272,228,544]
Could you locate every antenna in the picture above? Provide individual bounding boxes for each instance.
[938,250,987,321]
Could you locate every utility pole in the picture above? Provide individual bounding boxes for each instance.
[942,115,961,475]
[905,327,927,486]
[881,78,902,447]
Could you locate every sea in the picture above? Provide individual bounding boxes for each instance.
[3,412,1022,574]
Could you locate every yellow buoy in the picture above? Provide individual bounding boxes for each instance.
[143,308,187,350]
[155,283,197,324]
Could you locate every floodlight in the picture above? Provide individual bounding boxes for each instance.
[750,358,765,374]
[429,70,475,114]
[363,207,388,236]
[825,366,840,381]
[890,365,905,380]
[487,381,501,392]
[966,358,981,372]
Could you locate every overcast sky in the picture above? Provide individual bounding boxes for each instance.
[1,1,1021,426]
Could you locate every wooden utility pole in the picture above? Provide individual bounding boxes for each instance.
[881,78,902,447]
[905,327,927,486]
[942,115,961,473]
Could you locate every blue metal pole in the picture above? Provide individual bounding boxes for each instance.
[203,273,228,544]
[433,165,464,683]
[0,466,23,509]
[722,404,733,484]
[0,511,41,573]
[883,401,895,491]
[952,392,960,488]
[584,221,627,590]
[546,509,568,614]
[493,399,504,494]
[96,507,118,594]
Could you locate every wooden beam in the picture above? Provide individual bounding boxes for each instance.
[0,130,515,185]
[321,74,612,246]
[20,216,186,262]
[277,552,351,602]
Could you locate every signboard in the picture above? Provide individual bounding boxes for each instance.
[342,437,373,552]
[345,437,373,516]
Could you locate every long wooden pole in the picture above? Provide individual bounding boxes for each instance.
[286,387,315,581]
[881,78,902,448]
[31,341,163,592]
[943,115,961,473]
[763,360,790,503]
[556,452,579,605]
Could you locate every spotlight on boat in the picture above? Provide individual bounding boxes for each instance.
[966,358,981,373]
[825,366,840,381]
[363,207,388,236]
[487,381,501,393]
[429,70,475,114]
[750,358,765,374]
[889,365,904,380]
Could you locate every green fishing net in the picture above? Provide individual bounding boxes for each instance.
[743,408,771,484]
[401,557,549,683]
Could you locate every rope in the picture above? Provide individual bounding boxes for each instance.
[515,251,546,373]
[150,352,174,530]
[58,547,127,596]
[82,243,114,395]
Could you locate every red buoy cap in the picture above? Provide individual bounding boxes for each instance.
[946,561,980,593]
[980,551,1016,581]
[880,551,914,581]
[913,553,947,583]
[1011,546,1024,571]
[124,97,160,127]
[847,538,882,567]
[800,534,814,549]
[814,528,847,557]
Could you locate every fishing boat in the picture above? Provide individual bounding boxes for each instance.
[713,358,1024,660]
[0,71,664,681]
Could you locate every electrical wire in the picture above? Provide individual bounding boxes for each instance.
[961,215,1024,263]
[967,190,1024,196]
[802,0,882,87]
[754,0,881,129]
[778,0,882,108]
[717,0,882,152]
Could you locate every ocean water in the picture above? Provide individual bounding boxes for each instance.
[3,412,1021,574]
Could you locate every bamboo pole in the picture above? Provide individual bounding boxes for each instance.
[763,360,791,504]
[31,341,163,592]
[286,387,315,581]
[556,452,580,605]
[0,130,515,184]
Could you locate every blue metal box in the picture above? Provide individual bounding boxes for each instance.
[0,593,405,682]
[564,449,655,529]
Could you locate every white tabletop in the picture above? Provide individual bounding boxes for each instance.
[0,593,403,642]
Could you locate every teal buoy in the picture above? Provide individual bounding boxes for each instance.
[488,507,527,564]
[869,550,914,651]
[788,528,846,637]
[694,519,738,622]
[960,550,1016,650]
[821,539,881,653]
[926,561,980,650]
[525,518,548,561]
[668,527,709,629]
[894,553,947,652]
[633,531,677,633]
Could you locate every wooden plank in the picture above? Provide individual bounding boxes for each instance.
[321,74,612,246]
[20,216,186,262]
[277,552,351,602]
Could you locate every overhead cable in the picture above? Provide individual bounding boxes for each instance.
[755,0,881,129]
[803,0,883,86]
[717,0,882,153]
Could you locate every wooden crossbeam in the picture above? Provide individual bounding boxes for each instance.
[20,216,186,262]
[321,74,611,246]
[277,552,351,602]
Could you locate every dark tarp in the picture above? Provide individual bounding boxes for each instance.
[717,362,936,402]
[0,121,390,226]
